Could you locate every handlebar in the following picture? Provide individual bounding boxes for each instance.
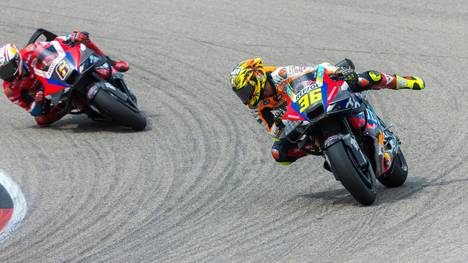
[334,58,355,71]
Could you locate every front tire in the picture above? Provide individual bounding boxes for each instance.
[327,141,376,205]
[92,89,146,131]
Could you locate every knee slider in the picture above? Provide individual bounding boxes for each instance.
[272,149,281,161]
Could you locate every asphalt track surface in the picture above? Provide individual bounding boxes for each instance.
[0,0,467,262]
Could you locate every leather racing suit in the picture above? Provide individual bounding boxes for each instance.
[254,63,424,165]
[2,32,126,126]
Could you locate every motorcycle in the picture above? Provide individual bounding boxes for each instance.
[26,28,146,131]
[281,59,408,205]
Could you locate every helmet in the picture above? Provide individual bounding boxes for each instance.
[0,44,22,82]
[229,58,267,107]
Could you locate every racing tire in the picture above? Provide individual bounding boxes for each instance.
[92,89,147,131]
[326,141,377,205]
[378,149,408,187]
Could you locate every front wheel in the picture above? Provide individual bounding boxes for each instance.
[326,141,376,205]
[92,89,146,131]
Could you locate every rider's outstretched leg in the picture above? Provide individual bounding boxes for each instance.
[355,71,425,91]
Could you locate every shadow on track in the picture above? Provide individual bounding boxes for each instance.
[28,112,158,134]
[295,175,468,206]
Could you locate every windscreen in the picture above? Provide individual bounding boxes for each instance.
[290,71,317,95]
[34,45,59,72]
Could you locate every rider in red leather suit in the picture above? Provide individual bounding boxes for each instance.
[0,31,129,126]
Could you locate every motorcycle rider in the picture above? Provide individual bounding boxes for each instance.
[229,58,425,167]
[0,31,129,126]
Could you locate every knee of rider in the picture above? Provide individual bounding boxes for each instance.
[35,113,62,126]
[35,116,51,127]
[272,148,282,161]
[271,148,295,165]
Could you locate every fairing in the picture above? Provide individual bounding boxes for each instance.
[282,65,358,124]
[33,41,83,96]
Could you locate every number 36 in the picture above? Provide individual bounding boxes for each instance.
[298,89,322,113]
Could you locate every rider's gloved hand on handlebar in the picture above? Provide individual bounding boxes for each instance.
[69,31,89,44]
[335,67,358,88]
[29,91,46,117]
[67,31,130,73]
[34,91,45,103]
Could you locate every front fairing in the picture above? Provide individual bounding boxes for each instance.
[33,41,82,96]
[282,66,349,120]
[282,66,366,136]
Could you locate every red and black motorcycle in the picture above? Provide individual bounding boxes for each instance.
[27,29,146,131]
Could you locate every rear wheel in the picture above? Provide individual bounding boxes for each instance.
[92,89,146,131]
[378,149,408,187]
[327,141,376,205]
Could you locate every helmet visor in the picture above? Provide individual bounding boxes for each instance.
[0,55,20,82]
[232,83,255,105]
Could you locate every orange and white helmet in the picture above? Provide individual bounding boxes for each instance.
[0,44,22,82]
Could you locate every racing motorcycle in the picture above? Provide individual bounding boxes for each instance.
[26,29,146,131]
[281,59,408,205]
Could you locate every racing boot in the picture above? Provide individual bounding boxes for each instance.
[391,75,425,90]
[112,60,129,72]
[105,56,129,73]
[95,61,129,79]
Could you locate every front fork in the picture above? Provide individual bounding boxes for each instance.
[321,117,371,180]
[320,112,391,180]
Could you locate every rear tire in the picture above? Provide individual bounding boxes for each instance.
[378,149,408,187]
[327,141,376,205]
[92,89,146,131]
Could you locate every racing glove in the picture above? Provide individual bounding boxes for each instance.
[269,122,284,139]
[35,90,44,103]
[270,108,286,138]
[69,31,89,43]
[335,67,358,89]
[29,91,46,116]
